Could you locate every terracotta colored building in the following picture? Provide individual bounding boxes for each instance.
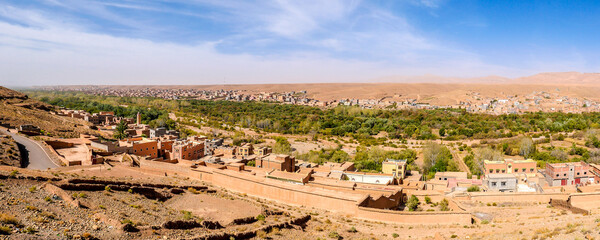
[172,141,205,160]
[545,161,593,186]
[130,140,159,159]
[484,159,537,176]
[257,154,295,172]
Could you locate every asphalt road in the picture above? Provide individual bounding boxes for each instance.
[1,130,59,170]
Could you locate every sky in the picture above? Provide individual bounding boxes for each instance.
[0,0,599,86]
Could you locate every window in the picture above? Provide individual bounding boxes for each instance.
[523,168,527,172]
[556,174,559,177]
[502,170,505,173]
[584,172,587,174]
[564,174,567,177]
[491,182,497,186]
[530,168,534,172]
[501,182,506,186]
[577,172,580,175]
[490,169,493,173]
[515,169,518,172]
[496,169,500,173]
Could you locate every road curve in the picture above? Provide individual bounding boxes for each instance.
[1,129,59,170]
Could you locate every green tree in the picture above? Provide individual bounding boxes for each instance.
[422,142,453,175]
[273,137,292,154]
[113,121,128,140]
[407,195,420,211]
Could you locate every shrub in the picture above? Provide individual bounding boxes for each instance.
[9,170,18,178]
[467,185,480,192]
[188,187,199,194]
[392,233,399,238]
[328,231,341,239]
[104,186,112,192]
[98,205,106,210]
[256,214,266,221]
[0,226,11,235]
[44,196,52,202]
[181,210,193,220]
[407,195,420,211]
[424,196,432,204]
[481,220,489,224]
[28,186,36,193]
[23,226,37,234]
[0,213,19,226]
[439,199,450,211]
[25,206,38,211]
[78,193,87,198]
[347,226,358,233]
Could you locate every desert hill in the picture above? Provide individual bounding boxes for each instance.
[0,86,100,138]
[512,72,600,85]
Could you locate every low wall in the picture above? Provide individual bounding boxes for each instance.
[45,140,74,149]
[139,159,201,179]
[469,192,568,203]
[211,169,361,213]
[355,207,472,225]
[549,199,589,215]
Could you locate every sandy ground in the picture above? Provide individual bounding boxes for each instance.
[166,193,262,225]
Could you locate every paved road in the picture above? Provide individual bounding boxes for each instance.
[1,130,59,170]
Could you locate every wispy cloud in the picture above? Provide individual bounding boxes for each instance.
[0,0,555,86]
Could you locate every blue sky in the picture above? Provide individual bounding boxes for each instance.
[0,0,599,85]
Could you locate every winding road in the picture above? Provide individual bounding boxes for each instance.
[1,129,59,170]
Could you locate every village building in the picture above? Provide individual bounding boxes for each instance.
[434,172,468,181]
[343,172,396,185]
[172,141,204,160]
[237,143,254,158]
[545,161,593,186]
[255,146,272,156]
[149,127,180,138]
[484,159,537,176]
[381,159,407,179]
[256,154,295,172]
[484,173,518,192]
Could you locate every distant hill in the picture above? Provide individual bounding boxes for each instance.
[372,72,600,85]
[511,72,600,85]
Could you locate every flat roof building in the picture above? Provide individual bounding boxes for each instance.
[484,159,537,176]
[545,161,593,187]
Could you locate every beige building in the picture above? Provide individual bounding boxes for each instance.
[382,159,407,179]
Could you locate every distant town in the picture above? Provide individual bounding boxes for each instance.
[41,86,600,114]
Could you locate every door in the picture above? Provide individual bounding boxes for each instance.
[561,179,567,186]
[575,178,580,184]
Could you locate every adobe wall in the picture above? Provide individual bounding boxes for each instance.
[211,169,360,213]
[45,140,74,149]
[568,192,600,213]
[469,192,569,203]
[355,207,472,225]
[138,159,201,179]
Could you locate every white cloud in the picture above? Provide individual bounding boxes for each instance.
[0,1,535,86]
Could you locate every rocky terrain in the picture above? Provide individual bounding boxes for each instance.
[0,87,100,138]
[0,135,20,167]
[0,166,314,240]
